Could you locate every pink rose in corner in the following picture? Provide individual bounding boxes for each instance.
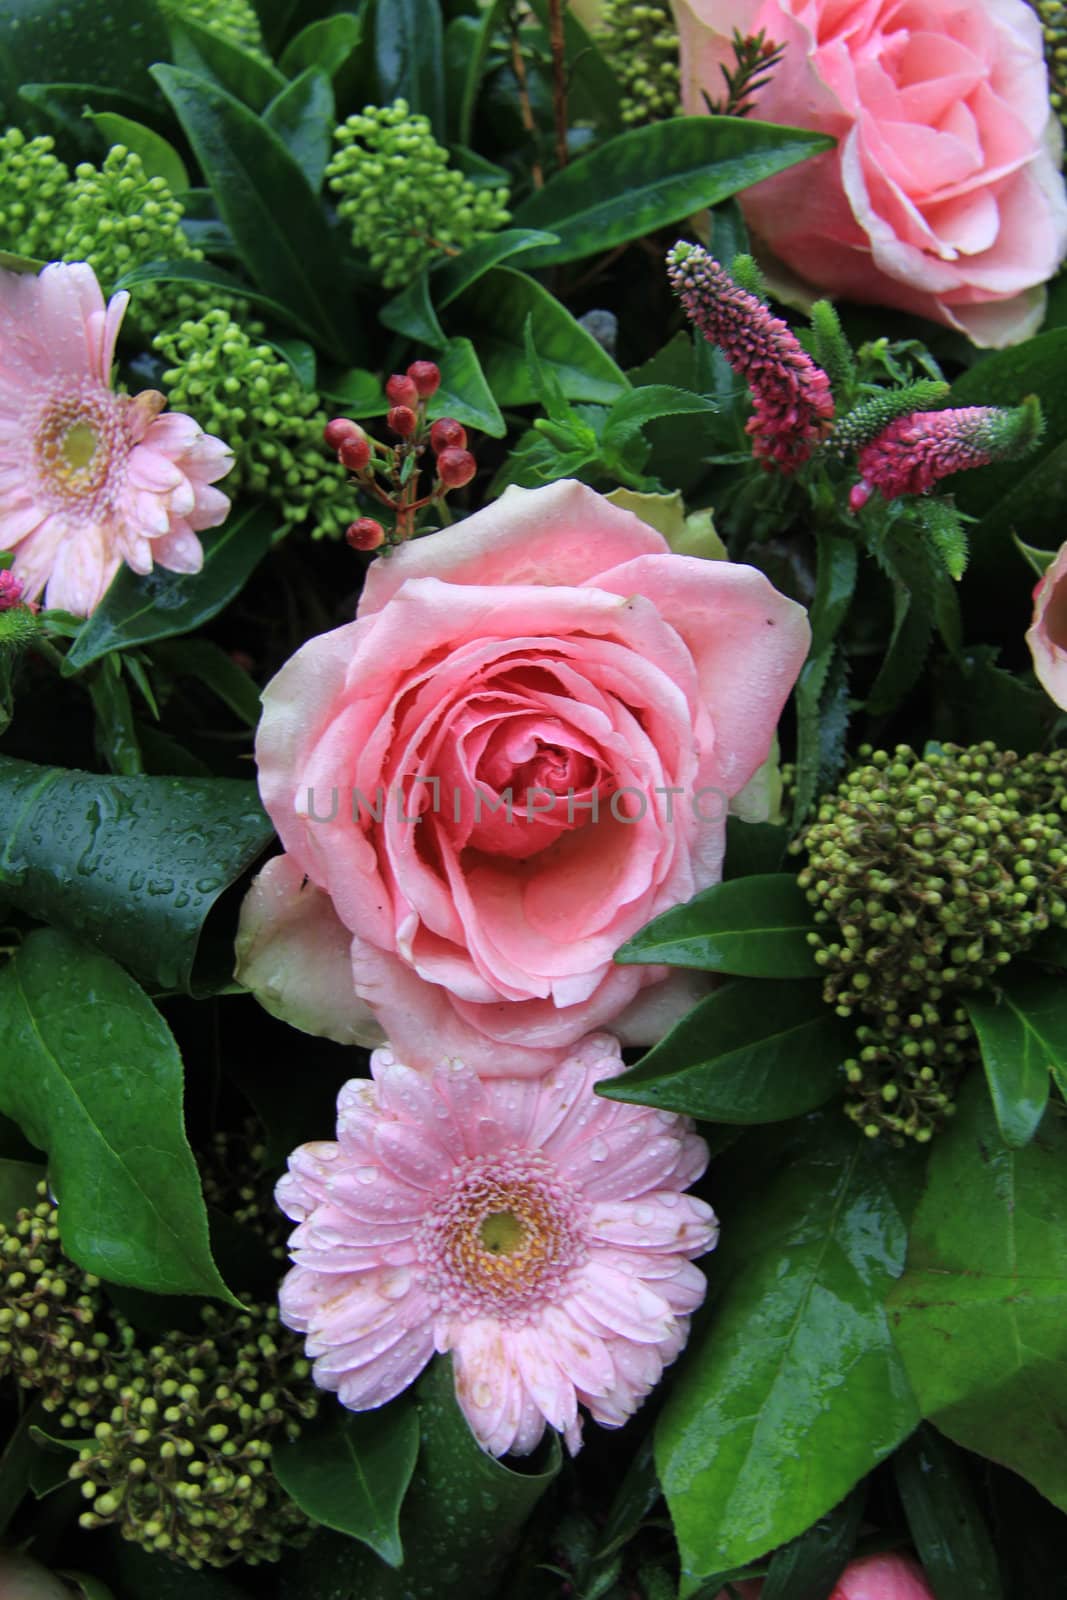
[1026,541,1067,709]
[672,0,1067,347]
[715,1551,935,1599]
[238,479,810,1076]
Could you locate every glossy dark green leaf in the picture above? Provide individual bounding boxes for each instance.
[723,818,788,880]
[379,269,448,349]
[64,505,276,671]
[262,68,335,193]
[0,0,169,123]
[599,980,850,1123]
[273,1402,419,1567]
[169,16,286,112]
[16,82,161,163]
[454,0,507,146]
[89,112,188,192]
[657,1120,921,1579]
[950,330,1067,578]
[280,13,362,79]
[888,1074,1067,1513]
[371,0,445,138]
[894,1425,1003,1600]
[761,1485,864,1600]
[150,639,261,727]
[320,367,388,417]
[0,1158,45,1222]
[511,118,834,268]
[152,64,359,356]
[451,268,627,406]
[0,930,235,1301]
[426,228,561,310]
[284,1357,560,1600]
[88,656,143,776]
[426,337,506,438]
[964,973,1060,1147]
[114,258,318,339]
[0,754,273,994]
[616,874,819,977]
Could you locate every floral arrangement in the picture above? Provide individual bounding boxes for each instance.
[0,0,1065,1597]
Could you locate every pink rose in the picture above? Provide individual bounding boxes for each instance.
[673,0,1067,346]
[1027,541,1067,708]
[238,481,809,1075]
[715,1552,935,1600]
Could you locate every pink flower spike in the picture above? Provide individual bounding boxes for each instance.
[712,1550,936,1600]
[0,261,235,616]
[275,1034,718,1457]
[0,569,24,611]
[666,242,834,472]
[852,397,1044,506]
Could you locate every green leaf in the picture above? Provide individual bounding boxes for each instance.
[88,112,188,192]
[949,329,1067,579]
[616,874,819,978]
[320,367,387,417]
[280,13,362,80]
[16,81,161,163]
[0,930,235,1301]
[451,268,628,406]
[511,118,834,268]
[273,1402,419,1567]
[168,15,286,112]
[427,337,506,438]
[0,0,170,123]
[286,1357,561,1599]
[0,755,273,995]
[657,1120,921,1579]
[263,68,335,194]
[64,505,276,671]
[88,655,143,776]
[454,0,507,146]
[888,1074,1067,1513]
[599,980,850,1123]
[723,818,787,880]
[113,258,319,340]
[152,64,360,357]
[761,1485,864,1600]
[601,385,719,461]
[792,532,858,825]
[379,269,448,350]
[0,1158,45,1223]
[371,0,445,139]
[964,973,1060,1148]
[150,639,261,726]
[429,229,561,310]
[893,1425,1004,1600]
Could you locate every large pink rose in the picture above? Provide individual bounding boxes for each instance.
[673,0,1067,346]
[1026,540,1067,709]
[238,481,809,1075]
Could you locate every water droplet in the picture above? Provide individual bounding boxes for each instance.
[589,1138,609,1162]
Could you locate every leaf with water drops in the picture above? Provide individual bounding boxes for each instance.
[284,1357,561,1599]
[0,929,236,1302]
[0,755,274,994]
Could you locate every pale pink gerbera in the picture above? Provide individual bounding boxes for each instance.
[0,261,234,615]
[275,1034,718,1456]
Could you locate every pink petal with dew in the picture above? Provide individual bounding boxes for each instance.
[42,522,116,616]
[359,478,668,615]
[151,522,204,575]
[334,1322,436,1410]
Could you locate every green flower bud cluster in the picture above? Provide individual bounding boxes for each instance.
[326,100,511,289]
[0,129,71,260]
[0,1184,110,1425]
[154,309,352,538]
[162,0,267,57]
[1034,0,1067,135]
[201,1125,287,1267]
[791,743,1067,1140]
[599,0,681,126]
[70,1300,318,1568]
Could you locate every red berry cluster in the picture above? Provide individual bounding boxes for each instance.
[323,360,477,553]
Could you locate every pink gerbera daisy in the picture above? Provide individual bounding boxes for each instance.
[275,1034,718,1456]
[0,261,234,616]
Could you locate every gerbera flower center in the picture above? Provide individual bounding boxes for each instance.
[34,390,123,507]
[416,1149,587,1323]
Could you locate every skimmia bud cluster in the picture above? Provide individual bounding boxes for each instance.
[324,359,478,550]
[0,1187,318,1570]
[600,0,681,125]
[326,101,511,289]
[791,744,1067,1141]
